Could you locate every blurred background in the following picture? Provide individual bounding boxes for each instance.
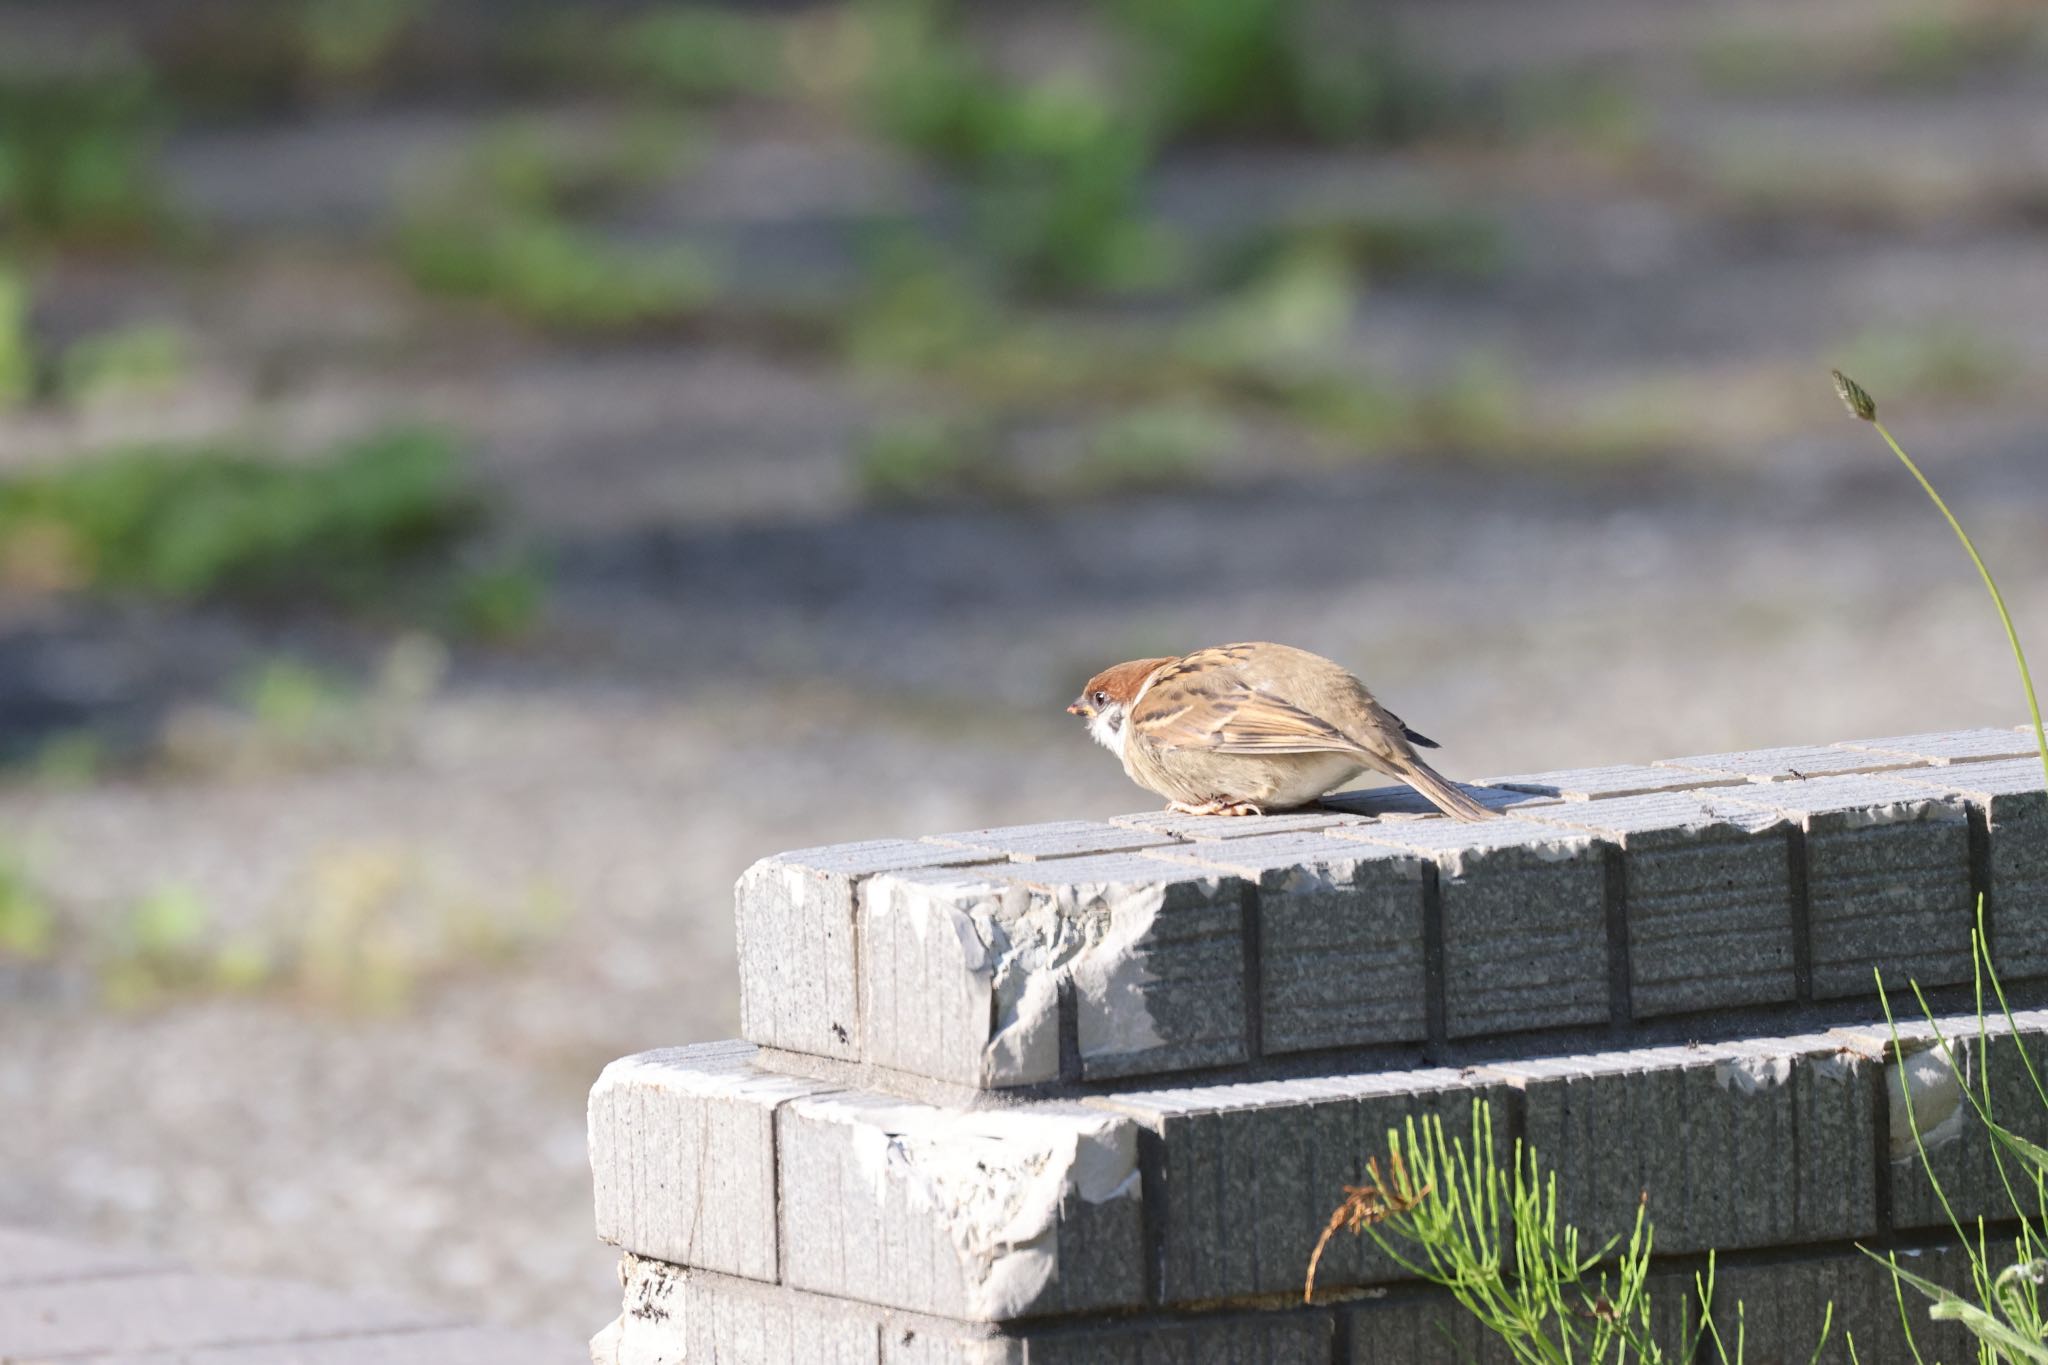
[0,0,2044,1342]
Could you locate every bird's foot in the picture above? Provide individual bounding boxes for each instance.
[1167,798,1266,817]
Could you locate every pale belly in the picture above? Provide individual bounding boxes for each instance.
[1123,743,1365,809]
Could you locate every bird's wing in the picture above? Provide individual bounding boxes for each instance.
[1131,656,1370,757]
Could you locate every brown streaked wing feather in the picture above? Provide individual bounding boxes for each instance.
[1131,664,1368,757]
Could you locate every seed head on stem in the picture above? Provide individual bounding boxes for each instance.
[1832,369,1877,422]
[1827,370,2046,790]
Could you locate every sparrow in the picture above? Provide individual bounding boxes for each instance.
[1066,642,1494,821]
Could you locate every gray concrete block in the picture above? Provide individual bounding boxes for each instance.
[1718,775,1975,999]
[1707,1244,1978,1365]
[1319,783,1560,818]
[1842,855,1969,997]
[777,1088,1145,1320]
[588,1043,837,1281]
[1833,1009,2048,1233]
[862,857,1249,1088]
[1148,834,1429,1054]
[888,1326,1021,1365]
[1483,1033,1879,1257]
[859,865,1059,1088]
[1347,1273,1700,1365]
[1039,856,1252,1081]
[1094,1069,1508,1303]
[924,821,1185,862]
[1836,727,2043,765]
[1110,808,1372,840]
[1345,1289,1508,1365]
[591,1256,974,1365]
[1337,819,1611,1038]
[669,1260,874,1365]
[1491,763,1746,801]
[1024,1311,1335,1363]
[593,1257,1337,1365]
[1894,754,2048,798]
[1520,793,1796,1018]
[1654,743,1925,783]
[737,840,1000,1061]
[1892,758,2048,978]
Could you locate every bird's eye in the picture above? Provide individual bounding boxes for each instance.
[1092,690,1109,706]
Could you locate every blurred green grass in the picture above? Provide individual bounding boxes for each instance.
[86,849,569,1014]
[0,848,54,961]
[1837,323,2018,406]
[0,266,194,411]
[5,0,2013,531]
[1698,8,2048,95]
[148,0,438,110]
[0,428,471,602]
[399,211,716,329]
[396,114,716,328]
[59,323,190,403]
[0,264,30,406]
[0,428,542,636]
[0,67,172,245]
[1110,0,1444,144]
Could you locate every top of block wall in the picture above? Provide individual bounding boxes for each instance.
[735,729,2046,1093]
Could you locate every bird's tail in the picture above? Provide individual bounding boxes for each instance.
[1394,755,1496,821]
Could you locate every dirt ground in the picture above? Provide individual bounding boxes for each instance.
[1,0,2044,1341]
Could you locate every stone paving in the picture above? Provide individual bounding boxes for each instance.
[0,1228,574,1364]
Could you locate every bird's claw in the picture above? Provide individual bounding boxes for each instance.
[1167,799,1266,817]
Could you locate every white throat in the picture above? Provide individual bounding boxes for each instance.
[1087,704,1128,758]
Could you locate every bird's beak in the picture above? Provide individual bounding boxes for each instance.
[1066,700,1090,717]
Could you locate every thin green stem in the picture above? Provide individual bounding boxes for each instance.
[1869,416,2048,791]
[1881,979,1975,1253]
[1881,1248,1932,1365]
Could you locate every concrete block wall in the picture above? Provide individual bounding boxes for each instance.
[592,1247,1980,1365]
[733,728,2045,1093]
[591,728,2048,1363]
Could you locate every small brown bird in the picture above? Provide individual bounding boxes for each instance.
[1067,642,1494,821]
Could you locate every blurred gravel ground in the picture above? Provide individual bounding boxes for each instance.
[1,0,2045,1342]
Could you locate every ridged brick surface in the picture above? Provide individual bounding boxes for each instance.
[1483,1032,1879,1256]
[1149,833,1429,1054]
[1520,792,1796,1017]
[1895,757,2048,976]
[731,732,2043,1092]
[589,1014,2048,1325]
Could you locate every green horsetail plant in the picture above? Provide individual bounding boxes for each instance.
[1306,1102,1838,1363]
[1874,914,2048,1365]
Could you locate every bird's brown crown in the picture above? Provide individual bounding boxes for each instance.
[1072,656,1178,713]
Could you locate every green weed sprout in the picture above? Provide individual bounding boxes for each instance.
[0,68,169,243]
[0,848,54,959]
[0,265,30,407]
